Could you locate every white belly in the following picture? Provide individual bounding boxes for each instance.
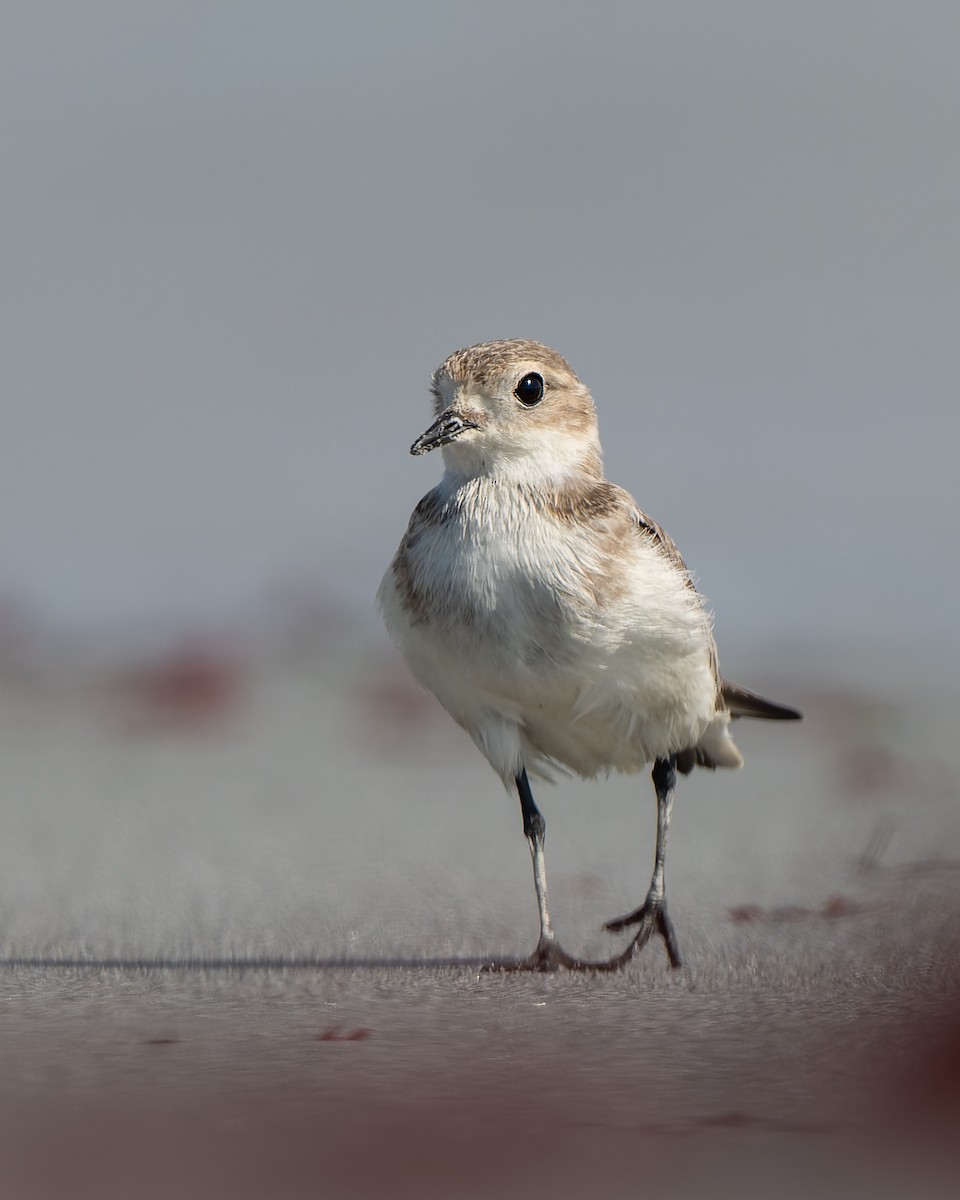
[379,495,718,782]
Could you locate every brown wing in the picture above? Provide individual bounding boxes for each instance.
[634,506,725,705]
[633,510,802,724]
[634,508,691,579]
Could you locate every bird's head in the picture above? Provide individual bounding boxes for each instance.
[411,339,603,484]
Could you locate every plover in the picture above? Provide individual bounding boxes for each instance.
[379,339,801,971]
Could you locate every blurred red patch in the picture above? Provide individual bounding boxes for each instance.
[728,895,863,923]
[314,1027,371,1042]
[117,644,243,733]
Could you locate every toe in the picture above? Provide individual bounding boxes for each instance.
[603,897,683,969]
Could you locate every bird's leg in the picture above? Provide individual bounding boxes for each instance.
[484,768,586,972]
[602,757,684,969]
[519,768,560,958]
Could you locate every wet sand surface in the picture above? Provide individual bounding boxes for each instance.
[1,654,958,1198]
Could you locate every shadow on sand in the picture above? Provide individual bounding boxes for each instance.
[0,954,498,972]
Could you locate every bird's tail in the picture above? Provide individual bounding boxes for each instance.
[721,680,802,721]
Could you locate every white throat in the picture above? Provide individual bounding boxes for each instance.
[439,426,602,489]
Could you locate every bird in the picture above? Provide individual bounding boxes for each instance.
[378,339,801,971]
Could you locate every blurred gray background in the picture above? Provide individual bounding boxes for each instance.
[2,5,959,1196]
[2,0,957,677]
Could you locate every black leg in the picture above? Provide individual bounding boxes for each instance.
[484,761,684,974]
[517,767,546,846]
[517,768,559,955]
[602,756,684,969]
[483,768,588,972]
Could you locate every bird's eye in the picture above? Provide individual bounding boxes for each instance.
[514,372,545,407]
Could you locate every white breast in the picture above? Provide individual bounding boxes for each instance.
[379,478,719,782]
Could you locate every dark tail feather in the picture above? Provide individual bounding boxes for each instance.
[721,680,802,721]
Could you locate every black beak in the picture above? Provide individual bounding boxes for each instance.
[410,409,480,456]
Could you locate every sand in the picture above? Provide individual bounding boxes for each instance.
[1,646,958,1198]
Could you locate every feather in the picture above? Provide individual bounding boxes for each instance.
[721,680,802,721]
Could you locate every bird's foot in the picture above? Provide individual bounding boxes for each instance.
[481,934,598,973]
[480,897,684,974]
[603,894,683,969]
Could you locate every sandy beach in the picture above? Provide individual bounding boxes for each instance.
[1,641,958,1199]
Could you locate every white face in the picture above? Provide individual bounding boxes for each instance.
[411,344,602,484]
